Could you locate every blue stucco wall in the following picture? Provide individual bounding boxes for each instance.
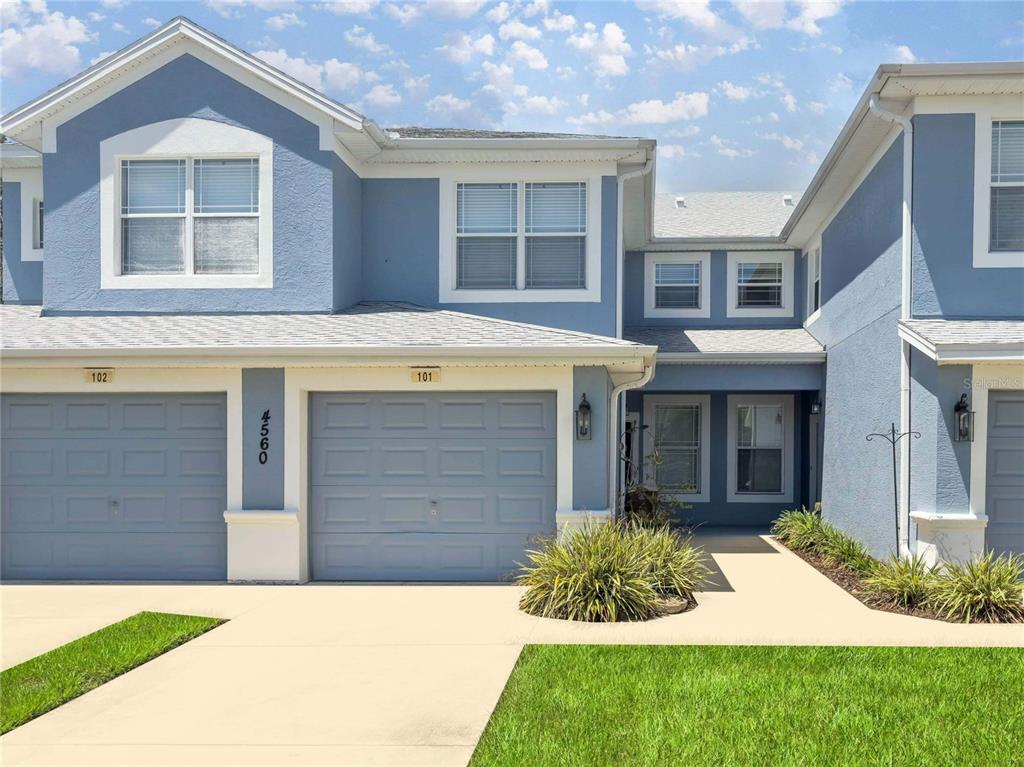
[645,363,823,392]
[623,249,805,328]
[242,368,285,510]
[1,181,43,304]
[908,349,972,520]
[911,113,1024,319]
[333,156,362,311]
[573,366,611,510]
[810,136,904,558]
[43,53,357,313]
[362,176,619,336]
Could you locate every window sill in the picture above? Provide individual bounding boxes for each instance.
[438,286,601,303]
[973,250,1024,269]
[100,272,273,290]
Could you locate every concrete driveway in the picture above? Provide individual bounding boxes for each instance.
[2,532,1022,767]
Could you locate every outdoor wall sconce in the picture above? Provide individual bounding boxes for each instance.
[810,400,822,414]
[576,393,592,440]
[953,393,974,442]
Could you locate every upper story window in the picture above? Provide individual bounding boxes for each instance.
[455,181,586,291]
[120,158,260,276]
[643,252,711,318]
[726,251,794,318]
[989,120,1024,253]
[807,246,821,317]
[439,174,601,304]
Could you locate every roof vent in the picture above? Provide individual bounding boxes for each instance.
[782,194,794,206]
[674,196,686,208]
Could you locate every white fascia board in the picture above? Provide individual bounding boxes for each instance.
[897,324,1024,364]
[645,237,786,251]
[657,352,826,364]
[897,322,939,359]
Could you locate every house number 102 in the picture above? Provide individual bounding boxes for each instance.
[258,409,271,465]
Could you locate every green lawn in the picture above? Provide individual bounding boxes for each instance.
[471,644,1024,767]
[1,611,224,734]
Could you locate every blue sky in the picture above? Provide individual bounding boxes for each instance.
[2,1,1021,192]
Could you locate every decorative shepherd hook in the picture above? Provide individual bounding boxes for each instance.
[866,422,920,555]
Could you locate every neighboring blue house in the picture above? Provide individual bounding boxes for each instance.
[0,18,1020,583]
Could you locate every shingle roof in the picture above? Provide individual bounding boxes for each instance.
[1,303,648,359]
[899,320,1024,362]
[386,127,633,140]
[653,192,801,239]
[624,326,824,359]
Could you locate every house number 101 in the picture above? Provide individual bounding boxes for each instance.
[258,409,271,465]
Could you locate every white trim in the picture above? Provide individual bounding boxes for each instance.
[2,167,44,261]
[967,363,1024,520]
[99,118,273,290]
[438,168,603,303]
[643,252,711,319]
[657,352,826,364]
[284,365,577,582]
[642,394,711,504]
[897,324,1024,365]
[726,394,794,504]
[726,251,794,318]
[971,106,1024,268]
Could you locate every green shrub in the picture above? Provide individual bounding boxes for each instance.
[629,523,710,601]
[770,508,827,551]
[928,552,1024,624]
[863,554,939,610]
[516,520,710,622]
[819,527,876,576]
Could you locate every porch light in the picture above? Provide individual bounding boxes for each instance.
[576,393,592,441]
[953,393,974,442]
[810,400,822,415]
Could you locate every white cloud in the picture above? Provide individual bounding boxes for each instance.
[572,90,709,127]
[786,0,843,37]
[363,83,401,106]
[507,40,548,70]
[766,111,780,122]
[829,72,853,91]
[716,80,754,101]
[207,0,299,17]
[556,65,576,79]
[893,44,916,63]
[568,22,632,78]
[659,144,693,159]
[523,0,548,17]
[732,0,786,29]
[499,20,541,41]
[266,12,305,30]
[142,17,161,27]
[324,58,365,90]
[521,94,565,114]
[384,3,421,23]
[318,0,380,15]
[427,93,472,113]
[543,11,576,32]
[0,5,93,78]
[709,134,755,158]
[345,25,388,53]
[780,92,798,112]
[427,1,486,19]
[100,0,125,7]
[807,100,827,115]
[647,36,754,71]
[664,124,701,138]
[88,11,105,22]
[438,31,494,63]
[403,73,430,98]
[111,21,128,33]
[578,93,589,106]
[760,131,804,151]
[485,1,511,23]
[255,48,324,89]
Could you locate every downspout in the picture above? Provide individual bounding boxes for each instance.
[608,354,657,518]
[609,159,654,517]
[868,94,914,558]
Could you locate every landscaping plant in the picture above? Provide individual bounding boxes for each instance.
[770,507,827,551]
[863,554,939,610]
[517,519,710,622]
[927,552,1024,623]
[818,527,876,577]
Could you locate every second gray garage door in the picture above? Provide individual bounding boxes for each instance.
[309,392,557,581]
[985,390,1024,557]
[1,393,228,581]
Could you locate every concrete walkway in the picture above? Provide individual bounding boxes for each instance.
[2,532,1021,766]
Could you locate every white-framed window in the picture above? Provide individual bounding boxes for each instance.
[807,245,821,319]
[99,118,274,290]
[972,105,1024,268]
[642,394,711,503]
[439,173,601,303]
[119,157,260,276]
[643,252,711,318]
[726,251,794,318]
[727,394,793,503]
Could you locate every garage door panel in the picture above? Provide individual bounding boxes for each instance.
[986,390,1024,557]
[1,393,227,581]
[312,532,540,582]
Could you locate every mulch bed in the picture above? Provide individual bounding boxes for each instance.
[781,540,949,623]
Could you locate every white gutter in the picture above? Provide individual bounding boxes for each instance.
[608,355,657,517]
[868,93,914,558]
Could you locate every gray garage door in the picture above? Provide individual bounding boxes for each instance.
[985,390,1024,557]
[1,393,228,581]
[310,392,557,581]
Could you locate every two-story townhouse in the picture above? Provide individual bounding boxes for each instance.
[0,18,657,583]
[622,63,1024,564]
[1,18,1021,585]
